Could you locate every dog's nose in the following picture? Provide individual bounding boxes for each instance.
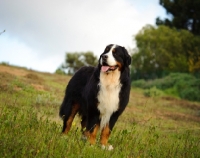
[102,54,108,61]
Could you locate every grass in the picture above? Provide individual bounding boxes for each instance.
[0,64,200,157]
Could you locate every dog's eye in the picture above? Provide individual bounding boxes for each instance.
[106,48,109,51]
[112,48,116,53]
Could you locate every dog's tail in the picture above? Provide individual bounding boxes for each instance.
[59,95,73,120]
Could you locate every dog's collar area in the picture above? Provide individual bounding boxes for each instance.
[101,65,118,72]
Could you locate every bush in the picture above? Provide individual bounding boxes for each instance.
[132,73,195,90]
[180,88,200,101]
[176,79,200,101]
[132,73,200,102]
[143,78,174,89]
[143,86,163,97]
[131,79,146,88]
[55,68,66,75]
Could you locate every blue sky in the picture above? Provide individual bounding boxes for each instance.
[0,0,167,73]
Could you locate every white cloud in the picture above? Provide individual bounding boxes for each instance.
[0,0,166,72]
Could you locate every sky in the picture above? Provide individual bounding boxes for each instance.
[0,0,167,73]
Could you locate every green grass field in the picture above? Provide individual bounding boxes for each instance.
[0,64,200,158]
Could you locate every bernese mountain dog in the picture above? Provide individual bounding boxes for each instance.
[59,44,131,150]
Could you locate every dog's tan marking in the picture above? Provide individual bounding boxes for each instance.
[63,103,80,134]
[84,124,99,145]
[100,124,110,145]
[116,61,122,71]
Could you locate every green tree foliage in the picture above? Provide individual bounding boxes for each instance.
[156,0,200,36]
[131,25,200,80]
[55,67,66,75]
[62,51,98,75]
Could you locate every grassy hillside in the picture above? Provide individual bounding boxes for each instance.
[0,64,200,158]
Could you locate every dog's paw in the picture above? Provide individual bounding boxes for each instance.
[81,135,87,141]
[101,145,114,151]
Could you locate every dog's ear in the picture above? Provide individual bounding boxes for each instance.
[123,47,131,66]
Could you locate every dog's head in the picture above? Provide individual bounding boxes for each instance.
[99,44,131,73]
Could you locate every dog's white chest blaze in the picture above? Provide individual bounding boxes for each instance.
[97,70,121,130]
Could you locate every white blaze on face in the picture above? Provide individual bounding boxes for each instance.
[106,45,117,66]
[100,45,117,66]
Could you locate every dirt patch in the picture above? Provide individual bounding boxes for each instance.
[162,96,200,111]
[126,106,141,113]
[164,112,200,123]
[31,84,45,91]
[0,72,15,92]
[0,65,46,91]
[0,72,15,83]
[25,73,41,80]
[24,73,44,84]
[177,100,200,111]
[0,65,28,77]
[24,74,47,91]
[162,96,178,101]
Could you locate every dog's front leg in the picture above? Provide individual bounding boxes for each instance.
[84,124,99,145]
[100,124,110,145]
[100,111,121,150]
[100,124,114,150]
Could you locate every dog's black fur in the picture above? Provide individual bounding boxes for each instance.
[59,44,131,148]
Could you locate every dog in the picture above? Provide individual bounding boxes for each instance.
[59,44,131,150]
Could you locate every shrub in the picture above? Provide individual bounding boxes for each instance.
[132,73,200,102]
[176,79,200,101]
[180,88,200,101]
[143,86,163,97]
[132,73,195,90]
[143,78,174,89]
[152,73,195,90]
[131,79,146,88]
[55,68,66,75]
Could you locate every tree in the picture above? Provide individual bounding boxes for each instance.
[131,25,200,80]
[62,51,98,75]
[156,0,200,36]
[55,67,66,75]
